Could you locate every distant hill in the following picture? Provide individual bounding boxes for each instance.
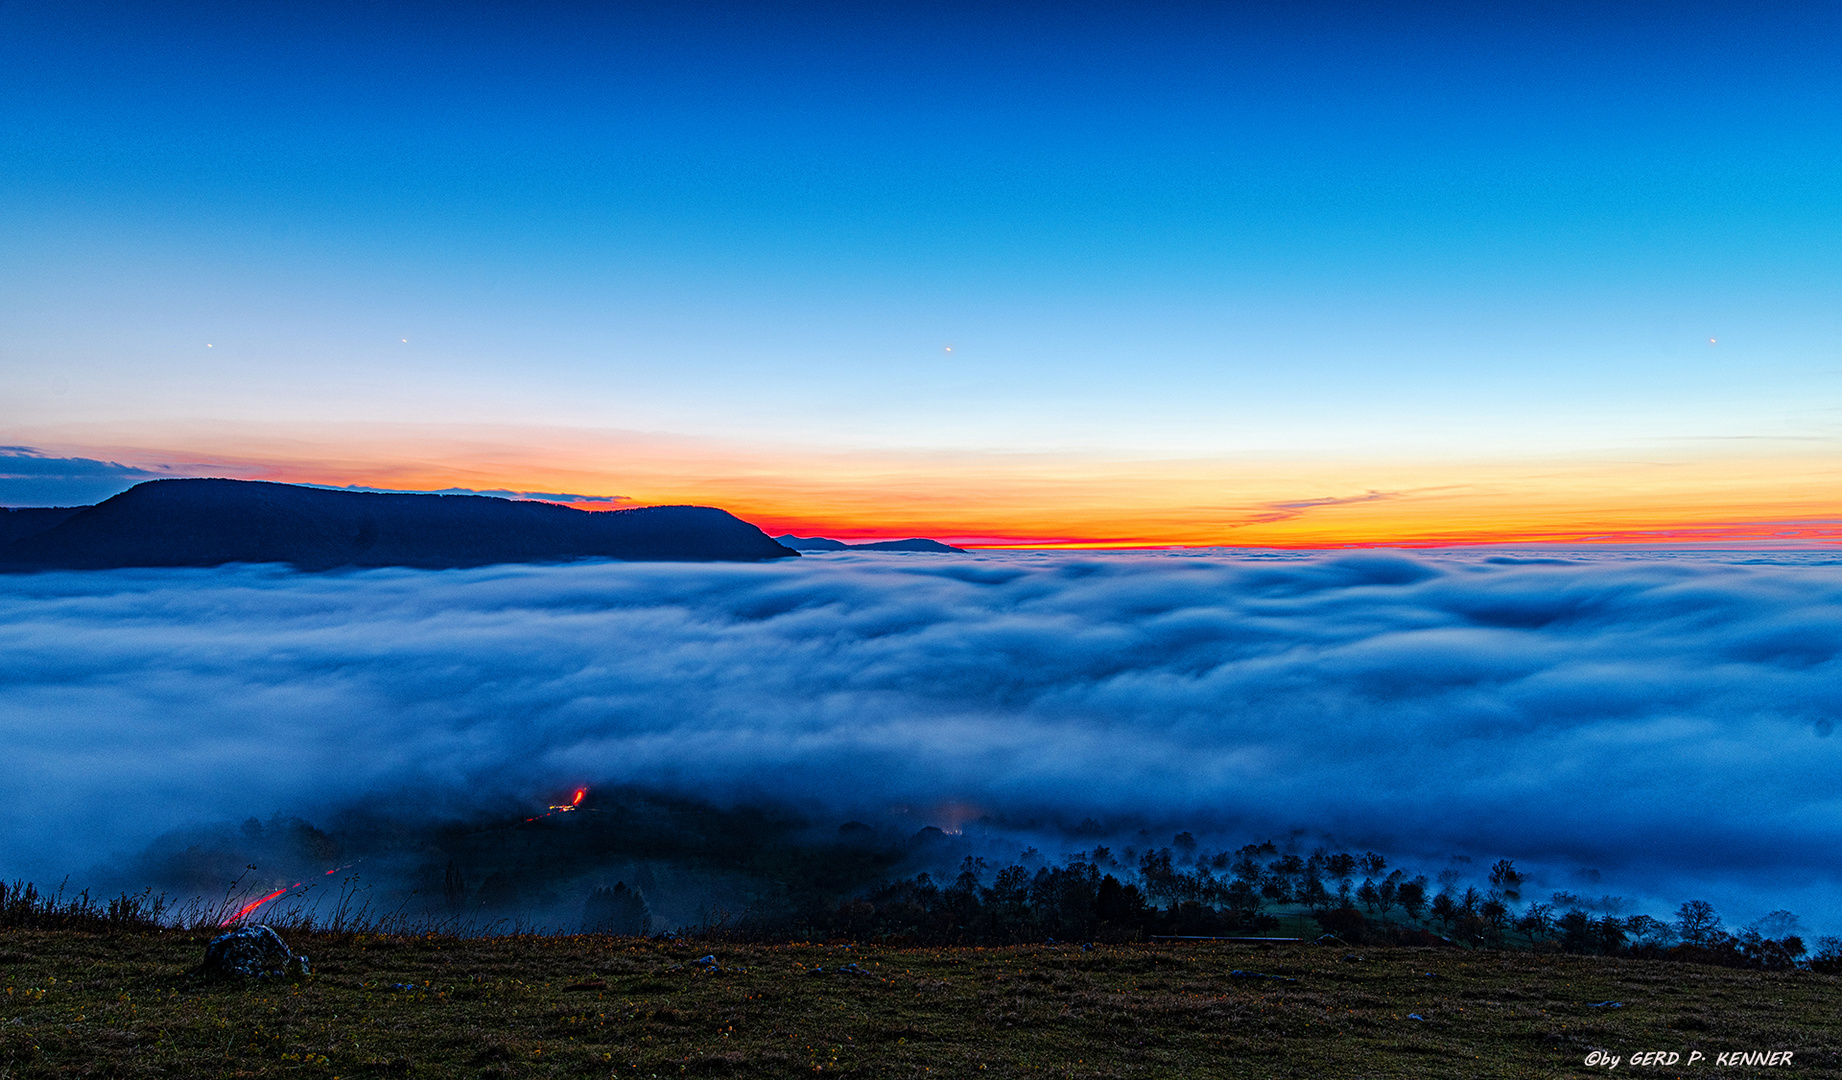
[774,535,966,553]
[0,479,798,571]
[0,506,86,548]
[775,535,850,551]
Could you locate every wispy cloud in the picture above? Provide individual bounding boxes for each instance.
[0,447,632,511]
[1238,489,1401,525]
[0,448,174,507]
[297,483,631,505]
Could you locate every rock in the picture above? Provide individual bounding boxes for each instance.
[202,925,308,979]
[1408,1013,1426,1021]
[692,955,719,971]
[835,963,869,976]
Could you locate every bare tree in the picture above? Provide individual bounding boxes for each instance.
[1750,910,1802,940]
[1674,900,1723,946]
[1487,859,1523,902]
[1396,878,1428,923]
[1325,853,1357,904]
[1623,914,1671,948]
[1480,896,1510,939]
[1593,913,1627,954]
[1515,901,1554,942]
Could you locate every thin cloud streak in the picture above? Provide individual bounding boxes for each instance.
[1,551,1839,924]
[298,483,632,505]
[0,449,173,506]
[1237,489,1401,525]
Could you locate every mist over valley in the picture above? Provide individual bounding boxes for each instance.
[3,549,1838,937]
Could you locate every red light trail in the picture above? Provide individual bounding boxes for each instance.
[219,864,354,926]
[524,786,589,822]
[221,788,588,925]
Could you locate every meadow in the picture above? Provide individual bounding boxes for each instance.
[3,925,1837,1079]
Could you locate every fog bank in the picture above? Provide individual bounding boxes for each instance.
[3,550,1838,926]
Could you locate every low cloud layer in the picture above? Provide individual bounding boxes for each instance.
[3,550,1839,926]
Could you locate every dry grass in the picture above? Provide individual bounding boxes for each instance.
[3,928,1839,1078]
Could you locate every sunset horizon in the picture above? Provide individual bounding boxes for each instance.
[4,4,1840,1070]
[7,427,1840,549]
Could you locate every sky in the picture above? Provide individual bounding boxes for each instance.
[4,1,1841,545]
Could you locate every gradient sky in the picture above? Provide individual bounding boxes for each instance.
[4,1,1840,545]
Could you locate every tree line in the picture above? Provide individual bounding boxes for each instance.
[717,837,1836,972]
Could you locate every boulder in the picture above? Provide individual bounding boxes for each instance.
[202,925,309,979]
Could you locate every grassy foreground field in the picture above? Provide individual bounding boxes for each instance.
[2,929,1838,1078]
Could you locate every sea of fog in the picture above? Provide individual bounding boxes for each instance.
[2,548,1839,932]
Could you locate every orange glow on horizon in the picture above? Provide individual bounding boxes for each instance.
[23,422,1842,551]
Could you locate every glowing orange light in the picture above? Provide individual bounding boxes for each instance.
[223,887,290,926]
[542,786,590,815]
[218,862,359,926]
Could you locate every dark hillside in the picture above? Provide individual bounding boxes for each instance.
[0,479,797,571]
[774,534,850,550]
[0,506,85,547]
[849,538,965,552]
[775,534,965,552]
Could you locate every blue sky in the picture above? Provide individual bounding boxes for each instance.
[3,2,1840,539]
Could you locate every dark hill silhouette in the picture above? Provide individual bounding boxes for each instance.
[774,535,849,551]
[0,506,86,548]
[774,534,965,553]
[849,538,965,552]
[0,479,798,571]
